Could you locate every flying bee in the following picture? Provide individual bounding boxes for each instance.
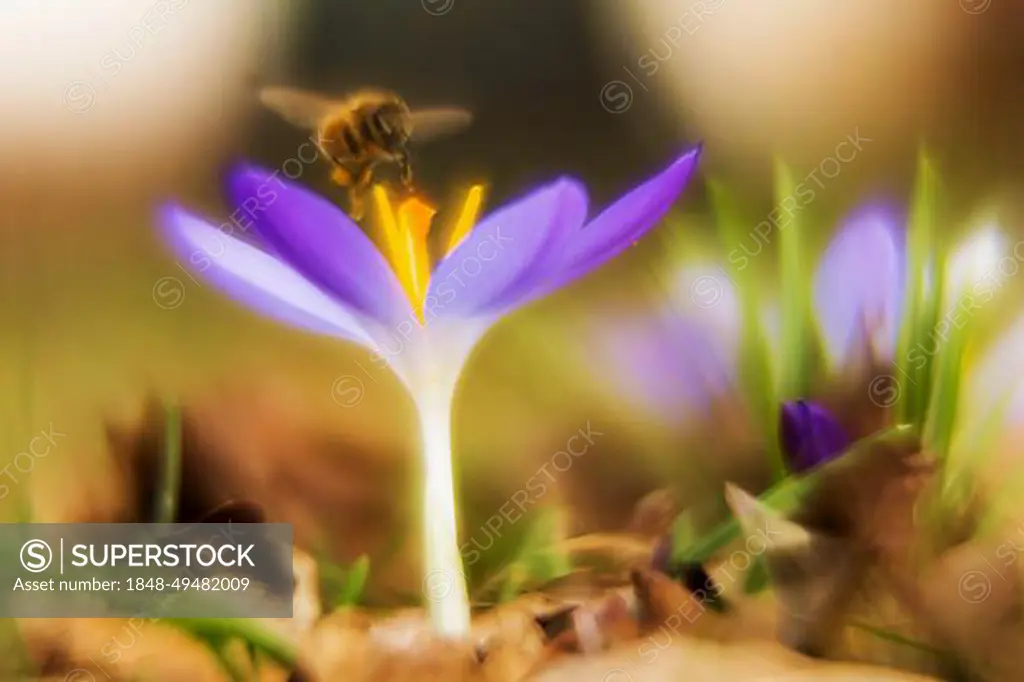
[258,86,473,220]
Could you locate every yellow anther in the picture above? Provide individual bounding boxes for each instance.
[446,185,485,256]
[371,184,487,325]
[398,196,436,323]
[372,186,406,278]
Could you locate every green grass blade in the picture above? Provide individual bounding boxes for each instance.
[774,158,813,401]
[895,148,940,425]
[907,257,942,427]
[850,621,945,656]
[707,179,784,480]
[673,474,812,564]
[155,399,182,524]
[742,555,771,593]
[1,619,34,680]
[952,382,1014,474]
[498,507,572,601]
[924,317,967,461]
[953,387,1015,538]
[169,618,298,669]
[336,554,371,607]
[213,641,250,682]
[674,425,916,565]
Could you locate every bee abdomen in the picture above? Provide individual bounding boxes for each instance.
[339,125,363,159]
[359,114,385,150]
[356,115,380,148]
[319,116,364,161]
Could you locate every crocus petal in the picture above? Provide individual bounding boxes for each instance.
[779,400,850,473]
[587,306,733,423]
[470,148,702,314]
[547,148,701,292]
[426,178,588,319]
[226,165,412,326]
[961,312,1024,427]
[670,263,742,367]
[159,204,376,348]
[760,303,783,391]
[813,204,904,365]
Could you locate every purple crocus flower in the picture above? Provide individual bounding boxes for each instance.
[157,146,702,636]
[160,147,700,390]
[779,399,850,473]
[587,203,905,463]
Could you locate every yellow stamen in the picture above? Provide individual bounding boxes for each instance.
[398,196,436,322]
[372,186,407,279]
[371,184,487,325]
[446,185,485,256]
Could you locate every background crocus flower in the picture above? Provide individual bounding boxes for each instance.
[158,146,701,637]
[588,201,906,468]
[589,149,1024,675]
[779,399,851,473]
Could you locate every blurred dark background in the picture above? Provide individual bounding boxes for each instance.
[247,0,679,207]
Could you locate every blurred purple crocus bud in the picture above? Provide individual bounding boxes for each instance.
[650,534,673,574]
[779,400,851,473]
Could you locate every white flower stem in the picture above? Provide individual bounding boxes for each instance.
[414,376,471,638]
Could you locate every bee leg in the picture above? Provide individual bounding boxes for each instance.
[398,152,414,191]
[329,164,353,188]
[354,164,374,193]
[347,165,375,222]
[328,165,364,220]
[348,189,365,221]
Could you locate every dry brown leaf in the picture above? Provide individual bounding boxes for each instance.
[526,636,942,682]
[17,617,233,682]
[723,482,871,656]
[297,604,550,682]
[96,385,416,598]
[790,432,933,551]
[627,489,679,539]
[881,529,1024,682]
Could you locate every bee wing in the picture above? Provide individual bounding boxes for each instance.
[258,86,343,130]
[408,107,473,144]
